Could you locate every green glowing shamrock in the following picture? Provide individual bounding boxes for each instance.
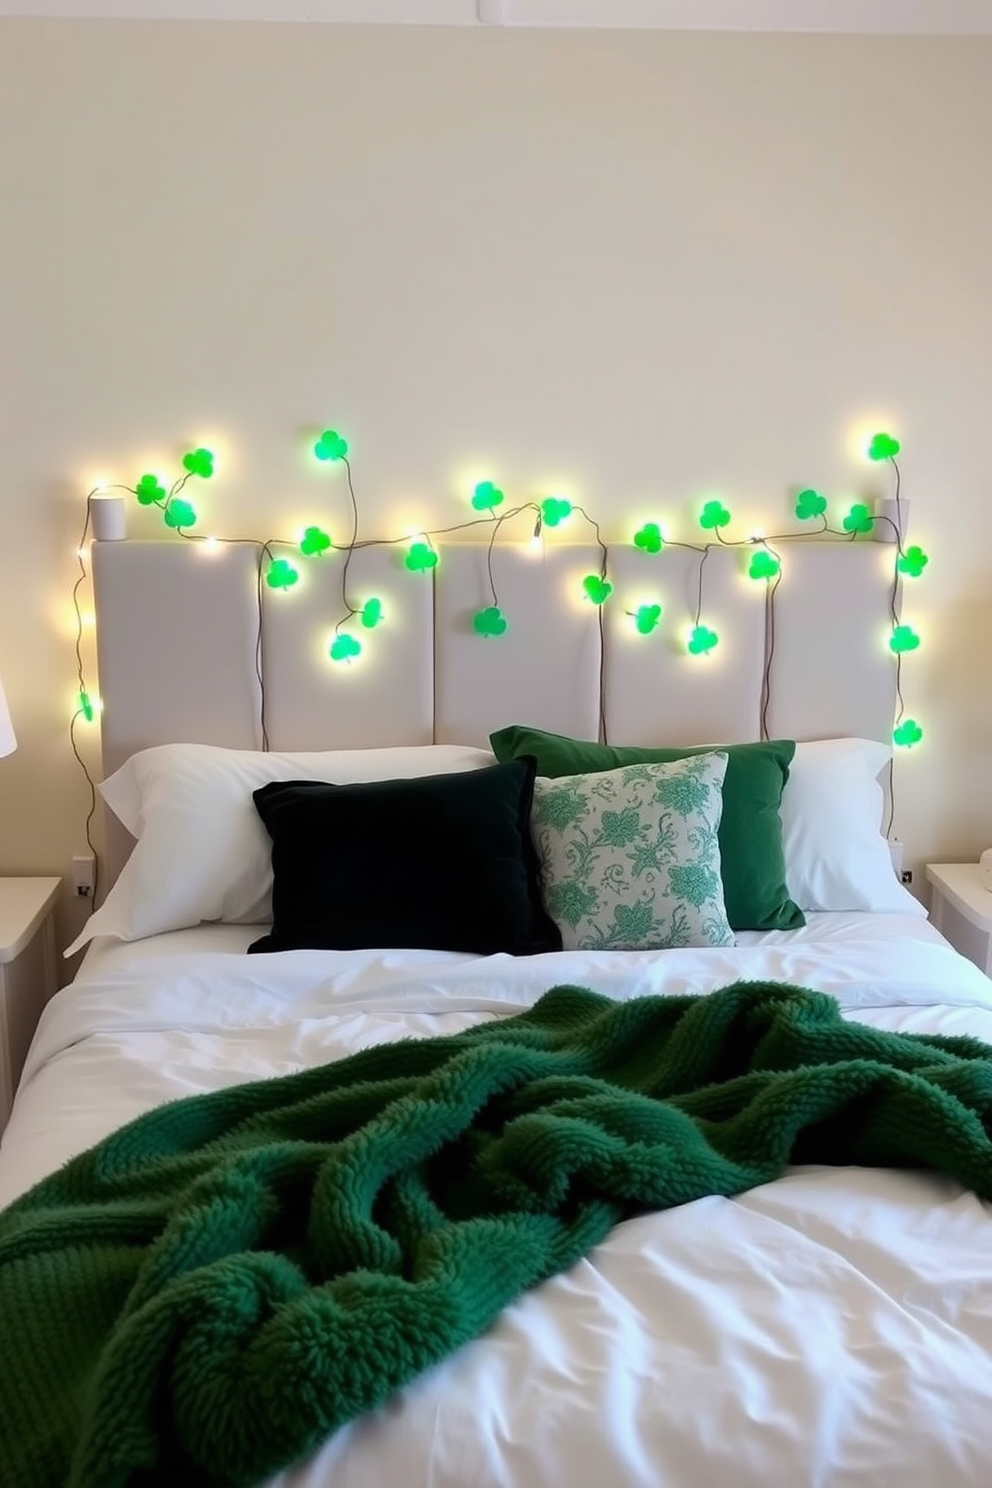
[890,624,920,655]
[540,497,572,528]
[182,448,214,479]
[582,574,613,605]
[893,719,923,748]
[314,430,348,462]
[405,542,438,573]
[360,598,383,629]
[842,503,874,535]
[79,691,94,723]
[868,432,901,462]
[633,604,663,635]
[699,501,731,531]
[749,550,781,581]
[633,522,664,554]
[472,481,504,513]
[688,625,719,656]
[329,633,362,663]
[795,488,827,521]
[164,499,196,529]
[135,474,167,506]
[300,526,332,557]
[898,545,929,579]
[266,558,299,591]
[473,605,508,638]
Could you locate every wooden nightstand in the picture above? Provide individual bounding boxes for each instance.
[0,877,61,1133]
[926,864,992,978]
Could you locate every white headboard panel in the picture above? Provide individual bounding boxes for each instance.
[435,545,604,746]
[92,541,263,774]
[262,546,435,752]
[763,542,898,743]
[603,544,766,747]
[92,536,901,781]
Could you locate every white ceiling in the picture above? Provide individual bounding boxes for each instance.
[3,0,992,33]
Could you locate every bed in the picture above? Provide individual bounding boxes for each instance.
[2,535,992,1487]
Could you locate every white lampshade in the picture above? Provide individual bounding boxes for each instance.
[0,670,16,759]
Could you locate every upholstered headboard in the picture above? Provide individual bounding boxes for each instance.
[92,537,899,781]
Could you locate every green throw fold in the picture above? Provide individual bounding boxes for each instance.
[3,981,992,1488]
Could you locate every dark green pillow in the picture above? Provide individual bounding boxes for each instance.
[490,725,803,933]
[249,760,562,957]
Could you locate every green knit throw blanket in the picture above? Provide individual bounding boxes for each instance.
[3,981,992,1488]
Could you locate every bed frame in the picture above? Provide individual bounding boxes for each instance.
[91,537,900,880]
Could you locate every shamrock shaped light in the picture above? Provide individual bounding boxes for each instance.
[890,624,920,655]
[898,545,929,579]
[182,448,214,479]
[842,503,874,536]
[749,551,780,581]
[582,575,613,606]
[300,527,332,558]
[329,633,361,663]
[633,604,663,635]
[164,499,196,530]
[540,497,572,528]
[893,719,923,749]
[405,541,438,573]
[688,625,719,656]
[135,474,167,507]
[794,489,827,522]
[473,606,508,638]
[868,432,901,462]
[699,501,731,532]
[314,430,348,463]
[472,481,504,513]
[633,522,664,555]
[266,558,299,591]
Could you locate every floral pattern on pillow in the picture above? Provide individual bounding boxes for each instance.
[531,753,734,951]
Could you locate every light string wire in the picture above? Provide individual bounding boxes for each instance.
[70,443,917,893]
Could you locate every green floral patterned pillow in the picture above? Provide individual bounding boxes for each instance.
[531,753,734,952]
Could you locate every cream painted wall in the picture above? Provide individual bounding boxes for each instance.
[1,18,991,951]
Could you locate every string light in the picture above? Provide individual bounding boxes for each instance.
[70,430,926,812]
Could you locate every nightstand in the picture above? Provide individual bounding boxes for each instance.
[926,864,992,978]
[0,877,61,1133]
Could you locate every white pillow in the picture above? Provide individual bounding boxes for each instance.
[67,742,497,952]
[780,738,925,915]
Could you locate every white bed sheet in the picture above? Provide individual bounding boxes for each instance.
[4,914,992,1488]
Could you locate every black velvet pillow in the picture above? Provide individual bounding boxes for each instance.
[248,759,562,956]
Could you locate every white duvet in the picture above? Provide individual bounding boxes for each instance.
[3,913,992,1488]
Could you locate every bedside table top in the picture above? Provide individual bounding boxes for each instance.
[0,878,61,965]
[925,863,992,925]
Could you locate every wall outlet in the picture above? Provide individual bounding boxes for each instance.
[72,852,96,898]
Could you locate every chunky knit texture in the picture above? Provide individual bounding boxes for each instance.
[3,981,992,1488]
